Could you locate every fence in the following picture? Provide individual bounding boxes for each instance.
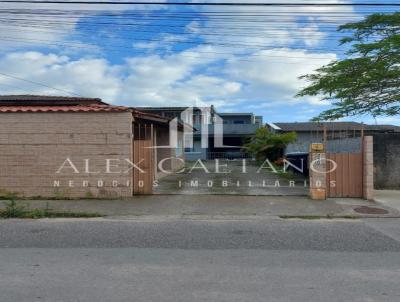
[207,151,252,160]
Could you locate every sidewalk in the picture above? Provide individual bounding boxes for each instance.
[374,190,400,212]
[1,191,399,219]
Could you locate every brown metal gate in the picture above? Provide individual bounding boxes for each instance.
[132,124,154,195]
[326,153,363,198]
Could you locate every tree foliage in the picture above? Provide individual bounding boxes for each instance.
[243,127,297,161]
[297,12,400,120]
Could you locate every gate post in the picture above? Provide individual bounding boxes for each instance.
[363,136,374,200]
[309,143,326,200]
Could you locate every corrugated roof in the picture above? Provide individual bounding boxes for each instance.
[132,108,170,122]
[273,122,363,131]
[131,108,196,131]
[364,124,400,132]
[0,104,130,113]
[271,122,400,132]
[136,106,217,114]
[218,112,254,116]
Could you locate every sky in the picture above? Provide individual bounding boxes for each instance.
[0,0,399,125]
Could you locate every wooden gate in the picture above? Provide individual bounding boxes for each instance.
[132,124,154,195]
[326,153,363,198]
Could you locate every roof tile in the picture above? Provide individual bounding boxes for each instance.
[0,104,130,113]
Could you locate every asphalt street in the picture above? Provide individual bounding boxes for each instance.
[1,218,400,302]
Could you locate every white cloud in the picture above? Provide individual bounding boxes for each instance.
[0,51,241,107]
[0,52,121,100]
[0,0,359,117]
[224,48,336,106]
[0,47,336,112]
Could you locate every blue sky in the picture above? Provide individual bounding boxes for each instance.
[0,0,398,125]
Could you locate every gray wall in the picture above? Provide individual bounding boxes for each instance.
[374,133,400,189]
[285,132,362,154]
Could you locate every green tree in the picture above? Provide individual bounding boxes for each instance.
[243,127,297,161]
[297,12,400,120]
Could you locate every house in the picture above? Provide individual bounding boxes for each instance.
[136,106,263,160]
[266,121,400,154]
[0,95,185,198]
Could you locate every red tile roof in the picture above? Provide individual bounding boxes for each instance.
[0,104,131,113]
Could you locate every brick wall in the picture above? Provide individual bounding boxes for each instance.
[0,112,133,198]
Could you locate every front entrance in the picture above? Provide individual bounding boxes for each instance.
[326,153,363,198]
[309,135,373,200]
[131,121,373,199]
[132,123,154,195]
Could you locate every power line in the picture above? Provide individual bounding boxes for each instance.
[0,7,360,54]
[0,20,352,42]
[0,8,388,14]
[0,71,82,96]
[0,81,34,93]
[0,35,340,59]
[0,1,399,6]
[0,26,351,46]
[0,37,340,64]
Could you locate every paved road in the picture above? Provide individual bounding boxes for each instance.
[1,218,400,302]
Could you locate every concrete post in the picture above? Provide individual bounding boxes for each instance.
[363,136,374,200]
[309,148,327,200]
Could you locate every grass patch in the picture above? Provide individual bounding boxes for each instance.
[0,189,123,201]
[0,190,20,200]
[0,200,102,219]
[279,215,359,220]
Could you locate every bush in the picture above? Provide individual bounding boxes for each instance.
[243,128,297,161]
[1,200,26,218]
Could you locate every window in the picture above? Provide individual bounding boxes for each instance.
[233,120,245,124]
